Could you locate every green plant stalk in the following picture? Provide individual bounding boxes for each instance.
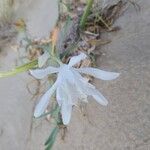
[45,127,59,150]
[44,104,61,150]
[0,60,38,78]
[79,0,94,29]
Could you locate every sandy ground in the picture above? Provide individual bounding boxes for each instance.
[0,0,150,150]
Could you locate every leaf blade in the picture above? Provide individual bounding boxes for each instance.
[45,127,59,150]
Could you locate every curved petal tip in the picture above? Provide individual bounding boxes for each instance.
[77,67,120,81]
[68,53,87,67]
[110,72,120,80]
[34,110,41,118]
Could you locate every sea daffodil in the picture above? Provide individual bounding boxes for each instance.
[30,53,119,125]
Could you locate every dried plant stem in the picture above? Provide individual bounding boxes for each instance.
[80,0,94,29]
[98,16,112,30]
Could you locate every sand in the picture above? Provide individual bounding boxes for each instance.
[0,0,150,150]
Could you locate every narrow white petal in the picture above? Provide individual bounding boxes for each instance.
[34,80,58,117]
[56,86,63,106]
[61,102,72,125]
[38,51,49,68]
[56,80,73,125]
[65,80,80,105]
[68,53,87,67]
[71,68,95,88]
[72,69,108,106]
[77,67,120,80]
[58,65,75,83]
[30,66,59,79]
[92,90,108,106]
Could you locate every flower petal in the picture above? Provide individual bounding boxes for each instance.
[65,80,81,105]
[77,67,120,80]
[72,69,108,106]
[34,79,59,117]
[56,86,62,107]
[58,65,75,83]
[56,80,73,125]
[91,89,108,106]
[61,102,72,125]
[30,66,59,79]
[68,53,87,67]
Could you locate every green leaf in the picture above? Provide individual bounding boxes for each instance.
[45,127,59,150]
[79,0,94,29]
[0,60,38,78]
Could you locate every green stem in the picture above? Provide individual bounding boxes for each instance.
[52,55,63,65]
[0,60,38,78]
[79,0,94,29]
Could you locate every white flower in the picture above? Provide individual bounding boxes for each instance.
[30,53,120,125]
